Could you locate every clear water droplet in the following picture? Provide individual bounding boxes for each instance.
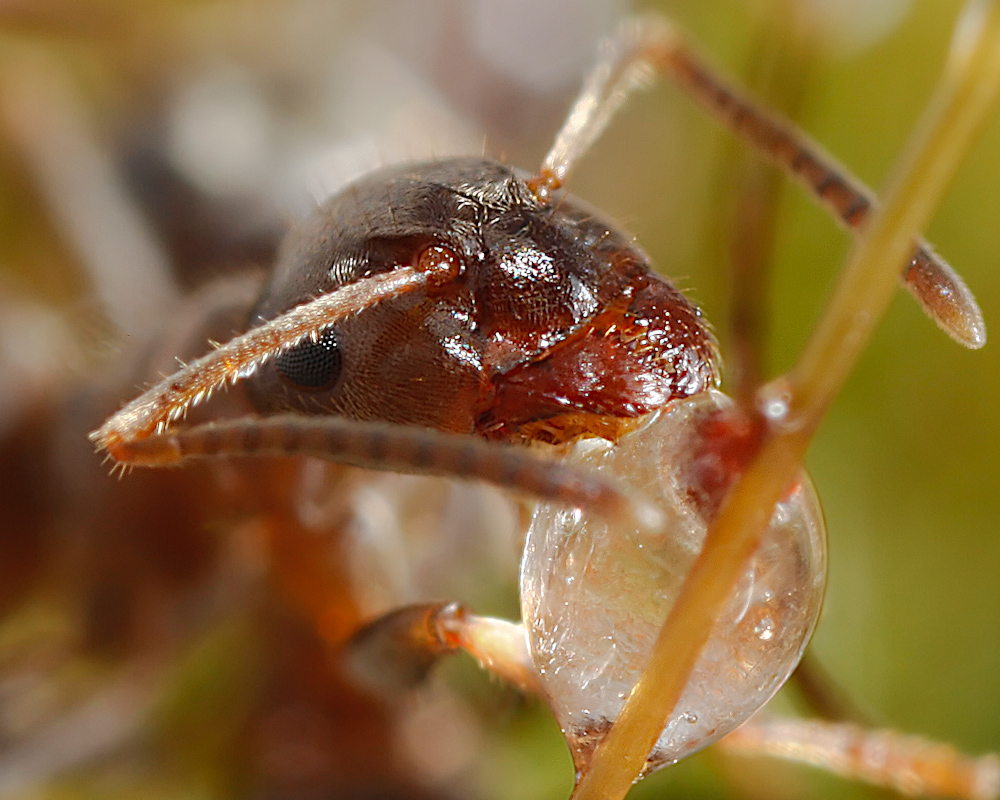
[520,390,827,774]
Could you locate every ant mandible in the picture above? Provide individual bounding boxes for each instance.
[92,12,1000,800]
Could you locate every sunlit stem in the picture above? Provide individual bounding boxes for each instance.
[571,3,1000,799]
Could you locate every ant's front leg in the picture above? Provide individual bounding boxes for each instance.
[348,597,1000,800]
[344,602,539,699]
[719,715,1000,800]
[346,600,1000,800]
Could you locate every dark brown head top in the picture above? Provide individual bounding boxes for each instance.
[247,158,719,444]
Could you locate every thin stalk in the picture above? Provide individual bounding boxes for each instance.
[571,3,1000,799]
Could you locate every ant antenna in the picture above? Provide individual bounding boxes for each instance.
[91,258,460,455]
[533,16,986,349]
[104,414,663,533]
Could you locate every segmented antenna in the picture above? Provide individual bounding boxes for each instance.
[537,16,986,349]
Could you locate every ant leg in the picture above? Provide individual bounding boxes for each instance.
[535,15,986,349]
[101,414,661,534]
[718,715,1000,800]
[345,603,538,697]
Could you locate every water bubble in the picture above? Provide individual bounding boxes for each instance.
[763,396,788,419]
[521,390,827,773]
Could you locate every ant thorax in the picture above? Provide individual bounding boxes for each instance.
[245,158,718,444]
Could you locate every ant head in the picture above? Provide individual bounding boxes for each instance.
[246,157,719,443]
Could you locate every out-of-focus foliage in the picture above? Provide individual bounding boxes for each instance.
[0,1,996,799]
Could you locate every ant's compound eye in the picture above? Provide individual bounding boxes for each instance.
[521,390,827,774]
[275,328,343,391]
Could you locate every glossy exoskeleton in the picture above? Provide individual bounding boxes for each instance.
[247,158,718,445]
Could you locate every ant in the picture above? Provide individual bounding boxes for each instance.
[1,4,998,799]
[86,9,1000,800]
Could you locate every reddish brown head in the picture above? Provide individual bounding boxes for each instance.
[247,158,719,444]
